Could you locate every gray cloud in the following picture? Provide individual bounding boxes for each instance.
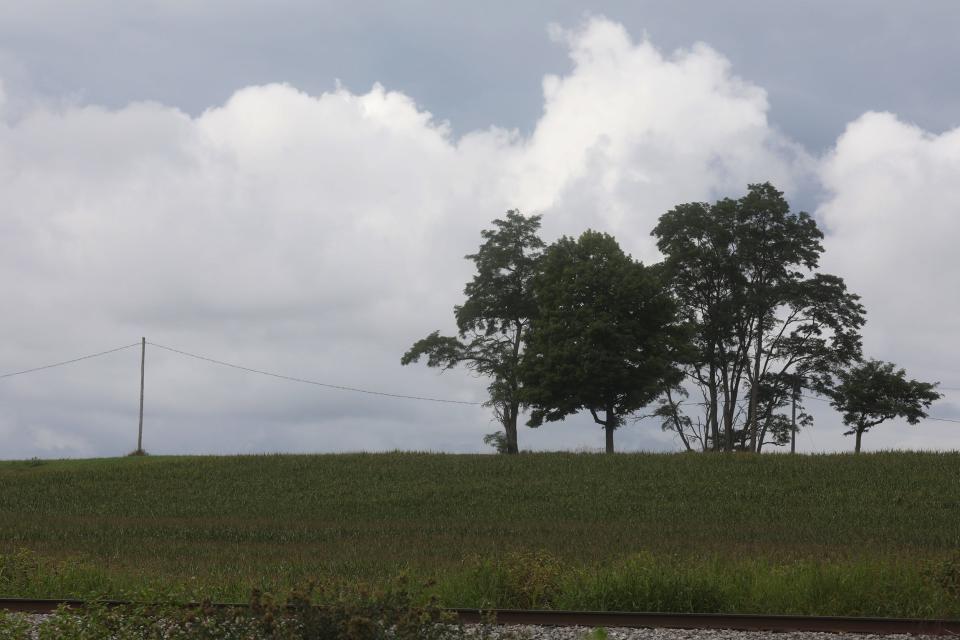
[2,1,958,151]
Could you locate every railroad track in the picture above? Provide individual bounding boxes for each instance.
[2,598,959,635]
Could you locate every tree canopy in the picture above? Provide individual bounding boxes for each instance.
[652,182,865,452]
[519,230,687,453]
[830,359,942,453]
[402,184,942,455]
[401,210,544,454]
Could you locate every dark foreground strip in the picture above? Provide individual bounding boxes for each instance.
[2,599,959,636]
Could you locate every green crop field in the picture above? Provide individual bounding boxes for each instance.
[1,452,959,617]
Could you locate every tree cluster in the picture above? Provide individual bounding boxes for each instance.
[402,184,942,454]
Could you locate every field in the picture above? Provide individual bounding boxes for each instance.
[1,452,959,617]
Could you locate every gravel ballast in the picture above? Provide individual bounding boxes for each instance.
[11,614,947,639]
[465,625,943,640]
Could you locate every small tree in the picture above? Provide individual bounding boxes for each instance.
[830,359,942,454]
[520,231,687,453]
[401,210,544,454]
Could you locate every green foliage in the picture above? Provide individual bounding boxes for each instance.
[403,210,545,453]
[929,552,960,601]
[482,431,510,454]
[456,551,564,609]
[457,210,545,338]
[520,231,686,452]
[0,611,31,640]
[653,182,865,452]
[830,359,943,452]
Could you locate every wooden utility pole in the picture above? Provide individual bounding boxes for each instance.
[137,337,146,453]
[790,381,798,454]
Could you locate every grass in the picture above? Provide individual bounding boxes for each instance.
[0,451,959,616]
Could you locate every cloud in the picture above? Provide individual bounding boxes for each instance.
[1,16,950,458]
[512,19,811,257]
[814,111,960,450]
[819,112,960,376]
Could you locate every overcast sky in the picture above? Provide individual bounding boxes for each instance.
[1,1,959,459]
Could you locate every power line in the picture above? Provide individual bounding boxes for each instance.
[0,343,141,379]
[799,392,960,424]
[147,341,483,406]
[678,370,960,424]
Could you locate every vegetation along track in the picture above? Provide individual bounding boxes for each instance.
[2,599,959,635]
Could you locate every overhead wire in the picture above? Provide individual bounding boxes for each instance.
[0,343,141,379]
[146,341,483,406]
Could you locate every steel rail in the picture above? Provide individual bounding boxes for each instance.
[2,598,959,635]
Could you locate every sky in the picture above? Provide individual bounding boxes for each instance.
[1,1,959,459]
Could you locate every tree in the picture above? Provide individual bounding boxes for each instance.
[519,230,687,453]
[830,359,942,454]
[401,210,544,454]
[652,183,865,452]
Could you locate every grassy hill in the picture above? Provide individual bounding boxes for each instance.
[1,451,959,616]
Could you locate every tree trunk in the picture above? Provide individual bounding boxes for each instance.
[855,429,863,454]
[747,329,763,452]
[604,404,618,454]
[505,321,524,455]
[722,371,735,452]
[756,404,774,454]
[665,388,692,452]
[504,402,519,454]
[709,372,720,451]
[790,384,797,454]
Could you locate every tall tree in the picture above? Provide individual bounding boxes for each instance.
[401,210,544,454]
[830,359,942,453]
[652,183,865,452]
[519,231,687,453]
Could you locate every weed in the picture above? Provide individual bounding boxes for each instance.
[0,611,31,640]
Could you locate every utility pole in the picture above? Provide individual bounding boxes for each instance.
[790,381,798,454]
[137,337,146,454]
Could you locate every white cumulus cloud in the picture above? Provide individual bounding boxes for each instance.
[815,111,960,450]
